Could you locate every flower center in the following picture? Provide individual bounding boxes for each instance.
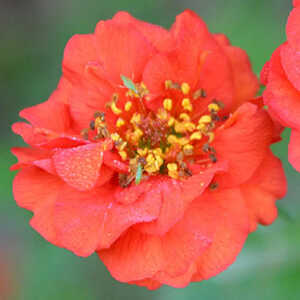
[82,77,226,187]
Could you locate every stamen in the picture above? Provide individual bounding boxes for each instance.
[111,101,122,115]
[181,82,190,95]
[182,98,193,111]
[179,113,191,122]
[190,131,202,141]
[116,118,125,128]
[208,103,220,112]
[124,101,133,112]
[167,163,178,179]
[163,98,173,111]
[199,115,212,124]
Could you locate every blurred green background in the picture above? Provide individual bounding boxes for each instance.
[1,0,300,299]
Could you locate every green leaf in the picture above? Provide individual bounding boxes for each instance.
[135,163,143,185]
[121,75,138,93]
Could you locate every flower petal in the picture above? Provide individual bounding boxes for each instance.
[286,7,300,52]
[241,150,286,232]
[136,162,227,236]
[280,42,300,92]
[264,45,300,128]
[54,184,161,256]
[112,11,174,52]
[98,196,218,283]
[193,188,249,281]
[95,19,156,84]
[289,129,300,172]
[53,141,112,191]
[213,103,273,187]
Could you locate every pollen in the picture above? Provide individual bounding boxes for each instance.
[116,118,125,127]
[179,113,191,122]
[111,133,121,142]
[184,122,196,132]
[167,163,178,179]
[163,98,173,111]
[183,144,194,156]
[168,117,175,127]
[111,101,122,115]
[199,115,212,124]
[208,103,220,112]
[207,132,215,143]
[130,113,141,125]
[137,148,148,157]
[174,122,186,133]
[190,131,202,141]
[165,80,173,89]
[124,101,133,111]
[181,82,190,95]
[119,151,127,161]
[182,98,193,112]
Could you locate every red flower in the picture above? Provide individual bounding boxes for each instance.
[262,1,300,171]
[12,10,286,289]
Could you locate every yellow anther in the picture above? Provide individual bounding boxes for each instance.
[174,121,186,133]
[95,117,104,128]
[181,82,190,95]
[137,148,148,157]
[157,109,168,120]
[197,123,206,131]
[184,122,196,132]
[118,141,127,151]
[119,151,127,161]
[116,118,125,128]
[111,133,121,142]
[153,148,163,157]
[190,131,202,141]
[146,154,155,164]
[183,144,194,156]
[179,113,191,122]
[167,163,179,179]
[111,101,122,115]
[130,113,141,125]
[124,101,133,112]
[154,155,164,169]
[177,137,190,146]
[131,128,143,142]
[165,80,173,89]
[208,103,220,112]
[207,132,215,143]
[199,115,212,124]
[182,98,193,112]
[167,135,178,144]
[163,98,173,111]
[168,117,175,127]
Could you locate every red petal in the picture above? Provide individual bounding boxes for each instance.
[53,142,112,191]
[193,188,249,281]
[294,0,300,7]
[62,34,98,83]
[219,43,259,110]
[241,150,286,231]
[213,103,273,187]
[54,184,160,256]
[13,166,63,243]
[95,20,156,84]
[19,100,71,133]
[136,162,227,236]
[264,45,300,129]
[281,43,300,92]
[98,196,218,283]
[289,129,300,172]
[129,279,162,290]
[287,7,300,52]
[112,11,174,52]
[260,61,270,85]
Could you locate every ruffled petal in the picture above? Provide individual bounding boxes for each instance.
[214,34,259,109]
[98,196,219,284]
[289,129,300,172]
[95,19,156,84]
[193,188,249,281]
[54,184,161,256]
[136,162,227,236]
[53,141,112,191]
[112,11,174,52]
[280,42,300,92]
[264,45,300,128]
[241,150,286,232]
[213,103,273,187]
[286,7,300,52]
